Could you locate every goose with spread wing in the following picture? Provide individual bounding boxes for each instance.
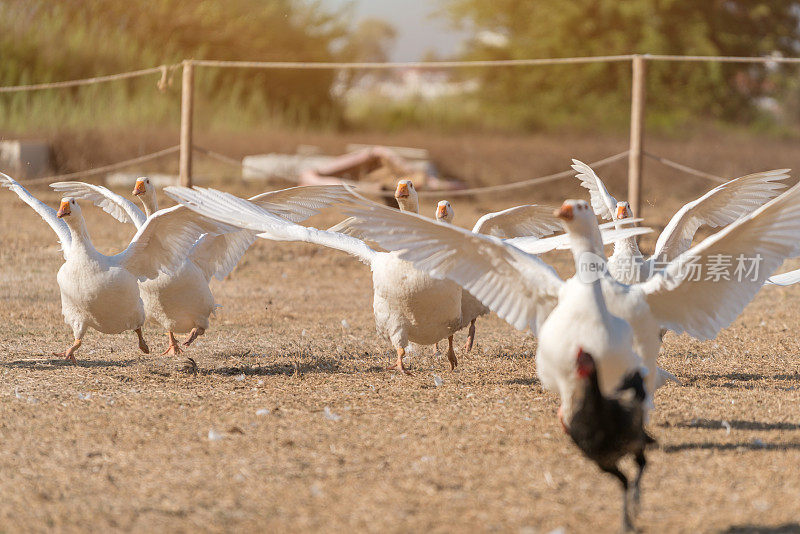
[434,200,561,351]
[50,178,350,354]
[1,172,226,362]
[574,160,789,284]
[436,198,652,364]
[165,179,463,374]
[330,179,800,400]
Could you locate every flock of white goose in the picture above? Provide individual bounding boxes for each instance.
[4,160,800,529]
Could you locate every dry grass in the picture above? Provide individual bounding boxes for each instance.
[2,136,800,533]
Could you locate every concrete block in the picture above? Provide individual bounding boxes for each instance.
[0,140,53,179]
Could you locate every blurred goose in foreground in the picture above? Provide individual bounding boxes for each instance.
[50,179,350,355]
[333,181,800,402]
[574,160,789,284]
[165,180,463,374]
[568,350,655,533]
[1,172,225,362]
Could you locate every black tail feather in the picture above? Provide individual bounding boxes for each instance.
[616,370,647,401]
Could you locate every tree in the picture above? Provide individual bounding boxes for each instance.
[0,0,349,121]
[340,18,398,64]
[442,0,800,128]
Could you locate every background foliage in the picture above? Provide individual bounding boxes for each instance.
[2,0,800,134]
[442,0,800,131]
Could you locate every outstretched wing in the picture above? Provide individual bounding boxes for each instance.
[572,159,618,220]
[165,186,376,265]
[49,181,146,228]
[189,230,257,281]
[115,205,227,280]
[651,169,789,263]
[1,172,72,258]
[341,193,565,333]
[766,268,800,286]
[248,185,352,223]
[472,204,562,238]
[508,226,653,255]
[640,181,800,340]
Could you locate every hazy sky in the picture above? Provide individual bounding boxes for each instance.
[325,0,467,61]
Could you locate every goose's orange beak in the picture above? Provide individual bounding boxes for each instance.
[56,200,71,218]
[133,179,146,196]
[395,182,409,199]
[436,204,447,219]
[555,203,573,221]
[616,205,628,219]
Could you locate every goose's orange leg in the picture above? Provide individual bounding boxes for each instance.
[161,332,182,355]
[53,338,82,363]
[387,346,412,375]
[135,328,150,354]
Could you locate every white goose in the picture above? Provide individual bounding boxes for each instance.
[331,180,800,401]
[434,200,653,354]
[49,178,350,354]
[340,195,646,355]
[1,172,225,362]
[574,160,789,284]
[164,180,463,374]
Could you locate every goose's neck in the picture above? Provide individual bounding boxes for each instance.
[64,216,97,255]
[397,198,419,214]
[569,225,610,314]
[140,191,158,217]
[573,264,610,315]
[568,224,606,270]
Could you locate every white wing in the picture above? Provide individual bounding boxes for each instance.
[572,159,618,220]
[49,181,146,228]
[248,185,351,223]
[651,169,789,263]
[340,195,565,333]
[328,216,368,240]
[640,181,800,340]
[766,269,800,286]
[164,186,376,265]
[471,204,562,238]
[189,230,257,280]
[115,205,226,280]
[327,216,387,252]
[508,226,653,255]
[1,172,72,258]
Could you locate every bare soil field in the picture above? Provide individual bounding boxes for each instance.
[2,133,800,532]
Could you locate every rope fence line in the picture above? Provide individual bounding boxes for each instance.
[20,146,180,185]
[0,64,181,94]
[645,54,800,64]
[643,152,726,183]
[191,55,635,70]
[3,54,800,93]
[10,146,726,193]
[0,53,789,207]
[420,151,631,197]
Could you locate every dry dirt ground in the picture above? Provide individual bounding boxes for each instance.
[2,171,800,533]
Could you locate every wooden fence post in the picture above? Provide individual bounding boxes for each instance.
[627,54,646,217]
[179,60,195,187]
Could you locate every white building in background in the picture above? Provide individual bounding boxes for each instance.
[336,68,479,102]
